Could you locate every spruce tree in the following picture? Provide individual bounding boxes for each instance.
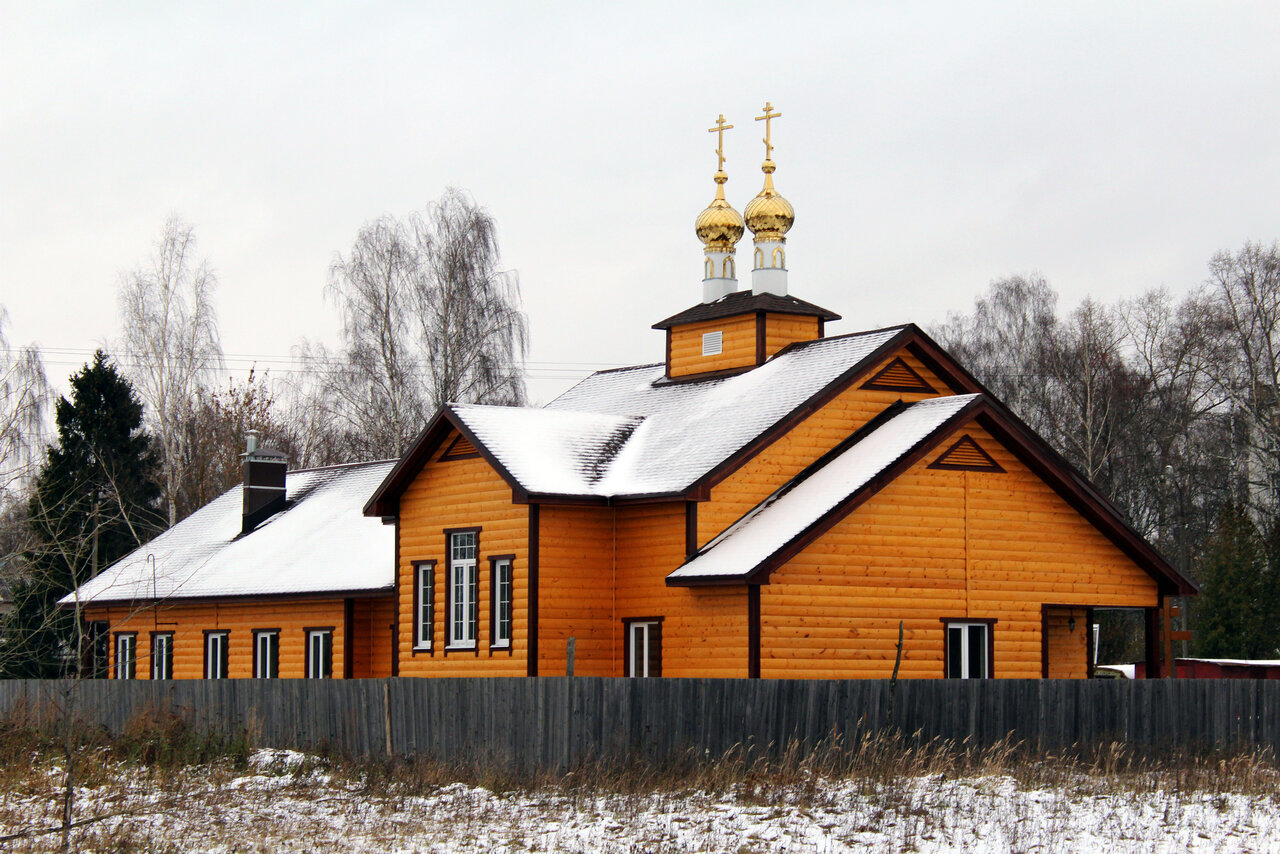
[1,352,162,678]
[1193,504,1280,660]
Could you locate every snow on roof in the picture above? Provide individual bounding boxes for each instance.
[62,460,396,606]
[668,395,979,581]
[462,327,904,498]
[451,405,644,496]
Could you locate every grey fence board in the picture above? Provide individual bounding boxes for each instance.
[4,678,1280,773]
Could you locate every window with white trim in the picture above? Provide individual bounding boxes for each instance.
[415,561,435,650]
[151,633,173,680]
[254,630,279,678]
[945,622,991,679]
[204,631,229,679]
[306,629,333,679]
[115,633,136,680]
[492,557,512,649]
[625,620,662,678]
[702,330,723,356]
[448,532,479,648]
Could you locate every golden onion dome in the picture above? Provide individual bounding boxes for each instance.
[744,160,794,240]
[695,171,745,249]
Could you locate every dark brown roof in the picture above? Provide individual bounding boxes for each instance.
[652,290,841,329]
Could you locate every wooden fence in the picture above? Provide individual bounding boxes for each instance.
[3,678,1279,771]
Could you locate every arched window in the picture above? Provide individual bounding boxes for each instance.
[704,258,714,279]
[772,247,786,269]
[754,248,764,269]
[724,257,735,278]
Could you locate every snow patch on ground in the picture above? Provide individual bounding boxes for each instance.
[3,758,1278,853]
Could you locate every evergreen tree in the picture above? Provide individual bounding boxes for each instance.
[1193,504,1280,659]
[1,352,162,677]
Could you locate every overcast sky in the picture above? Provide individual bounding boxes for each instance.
[3,2,1279,404]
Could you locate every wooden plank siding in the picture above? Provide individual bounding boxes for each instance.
[758,422,1158,679]
[537,505,616,676]
[614,502,749,678]
[1044,607,1089,679]
[85,598,356,680]
[396,429,529,676]
[350,596,396,679]
[697,348,950,550]
[763,313,820,359]
[668,315,758,378]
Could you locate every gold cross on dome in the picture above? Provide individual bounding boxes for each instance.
[756,101,781,160]
[708,114,733,172]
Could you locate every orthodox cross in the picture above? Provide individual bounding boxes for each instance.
[708,114,733,172]
[756,101,781,160]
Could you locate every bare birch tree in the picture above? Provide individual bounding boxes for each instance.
[118,217,223,527]
[303,188,529,460]
[1204,241,1280,515]
[0,307,51,500]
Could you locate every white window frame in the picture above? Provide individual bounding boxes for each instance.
[254,630,279,679]
[492,557,512,649]
[448,532,478,649]
[115,634,136,680]
[945,621,991,679]
[702,330,723,356]
[205,631,229,680]
[151,633,173,680]
[415,562,434,650]
[627,621,660,678]
[306,629,332,679]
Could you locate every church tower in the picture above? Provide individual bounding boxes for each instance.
[744,102,794,296]
[695,115,745,303]
[654,104,838,382]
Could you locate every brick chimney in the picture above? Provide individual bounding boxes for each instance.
[241,430,287,534]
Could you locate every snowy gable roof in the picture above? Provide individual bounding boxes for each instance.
[667,395,981,583]
[451,405,644,497]
[62,460,396,606]
[465,326,906,499]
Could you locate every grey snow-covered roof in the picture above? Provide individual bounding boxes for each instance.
[457,326,906,498]
[62,460,396,606]
[667,395,980,582]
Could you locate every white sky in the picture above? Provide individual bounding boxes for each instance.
[3,2,1279,404]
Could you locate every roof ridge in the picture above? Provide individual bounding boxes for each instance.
[288,458,398,474]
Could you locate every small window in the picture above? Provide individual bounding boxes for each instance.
[491,557,513,649]
[448,531,479,649]
[625,619,662,678]
[702,331,723,356]
[115,633,137,680]
[415,561,435,650]
[254,630,279,679]
[204,631,229,680]
[306,629,333,679]
[945,621,992,679]
[151,633,173,680]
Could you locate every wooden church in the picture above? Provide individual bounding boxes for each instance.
[71,105,1195,681]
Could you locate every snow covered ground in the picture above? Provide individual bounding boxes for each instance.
[2,748,1278,853]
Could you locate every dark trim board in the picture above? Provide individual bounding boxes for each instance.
[748,585,761,678]
[343,599,355,679]
[754,311,767,366]
[685,502,698,560]
[528,504,540,677]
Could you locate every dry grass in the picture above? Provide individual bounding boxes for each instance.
[2,709,1279,852]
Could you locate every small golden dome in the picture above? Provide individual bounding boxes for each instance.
[744,161,794,241]
[695,171,745,249]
